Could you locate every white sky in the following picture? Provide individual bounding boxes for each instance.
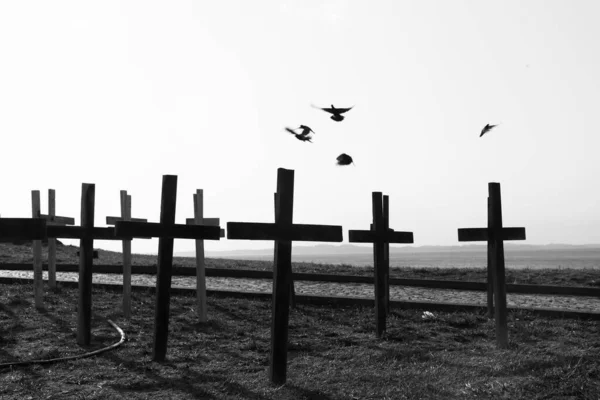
[1,1,599,254]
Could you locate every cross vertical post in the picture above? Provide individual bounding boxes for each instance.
[227,167,343,384]
[41,189,75,289]
[154,175,177,361]
[382,195,390,315]
[121,191,132,318]
[31,190,44,309]
[77,183,95,346]
[486,197,494,318]
[458,182,526,349]
[106,190,148,319]
[489,183,508,347]
[114,175,222,361]
[275,192,296,308]
[272,170,294,384]
[48,189,56,288]
[349,192,413,338]
[186,190,225,321]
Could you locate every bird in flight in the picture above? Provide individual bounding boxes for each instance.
[312,104,353,122]
[285,127,313,142]
[336,153,355,166]
[297,125,315,136]
[480,123,498,137]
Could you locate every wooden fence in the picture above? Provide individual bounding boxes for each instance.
[0,167,584,384]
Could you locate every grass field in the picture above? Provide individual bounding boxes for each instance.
[1,242,600,399]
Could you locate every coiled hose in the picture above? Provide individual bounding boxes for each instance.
[0,320,126,369]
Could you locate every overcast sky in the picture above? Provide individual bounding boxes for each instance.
[1,1,599,254]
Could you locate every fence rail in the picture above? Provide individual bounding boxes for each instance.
[0,263,598,297]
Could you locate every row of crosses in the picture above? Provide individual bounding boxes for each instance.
[0,168,525,385]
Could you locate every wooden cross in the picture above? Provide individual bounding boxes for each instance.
[349,192,413,338]
[458,182,526,349]
[106,190,149,319]
[114,176,222,362]
[44,184,134,345]
[35,189,76,289]
[185,189,225,322]
[227,168,343,385]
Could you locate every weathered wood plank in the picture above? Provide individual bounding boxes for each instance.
[487,197,494,318]
[77,183,95,346]
[227,222,343,242]
[31,191,44,309]
[121,191,132,319]
[106,216,147,225]
[270,168,294,385]
[186,217,219,225]
[186,217,225,237]
[0,218,46,240]
[371,192,386,338]
[115,221,221,240]
[153,175,177,362]
[458,227,526,242]
[348,230,413,244]
[489,183,508,349]
[383,195,390,316]
[193,190,207,322]
[47,189,57,288]
[47,225,130,240]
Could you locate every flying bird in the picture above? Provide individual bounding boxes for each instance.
[312,104,353,122]
[285,127,313,143]
[480,123,498,137]
[336,153,355,166]
[297,125,315,136]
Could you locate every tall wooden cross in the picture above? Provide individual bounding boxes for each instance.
[458,182,526,349]
[34,189,75,289]
[227,168,343,385]
[114,175,222,362]
[106,190,149,319]
[185,189,225,322]
[349,192,413,338]
[45,183,134,345]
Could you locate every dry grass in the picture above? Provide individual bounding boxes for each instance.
[1,243,600,399]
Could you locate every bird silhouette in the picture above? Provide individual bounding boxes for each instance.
[312,104,353,122]
[480,123,498,137]
[336,153,355,166]
[285,127,313,143]
[297,125,315,136]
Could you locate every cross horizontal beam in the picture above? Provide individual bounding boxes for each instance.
[39,214,75,225]
[47,225,130,240]
[186,218,225,237]
[227,222,343,242]
[106,216,148,225]
[186,217,220,225]
[458,227,526,242]
[0,218,47,240]
[115,221,222,240]
[349,230,413,244]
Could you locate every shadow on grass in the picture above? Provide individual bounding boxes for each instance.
[103,351,271,400]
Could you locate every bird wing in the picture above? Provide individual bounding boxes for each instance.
[311,104,333,113]
[335,106,353,114]
[285,127,297,135]
[479,124,498,137]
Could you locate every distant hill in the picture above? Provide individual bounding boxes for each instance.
[174,243,600,258]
